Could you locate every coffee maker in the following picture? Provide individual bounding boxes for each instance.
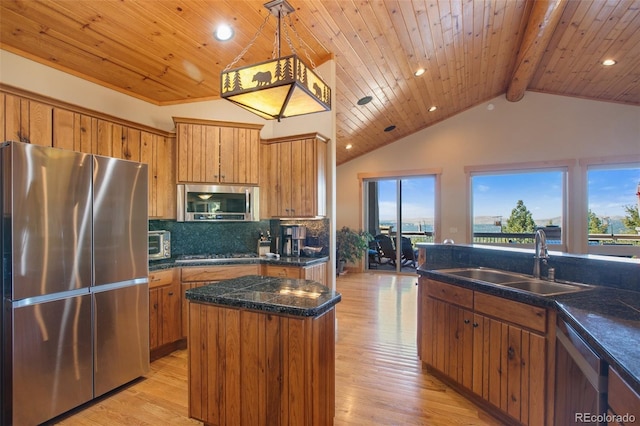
[281,225,306,257]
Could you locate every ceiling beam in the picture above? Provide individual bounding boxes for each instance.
[506,0,568,102]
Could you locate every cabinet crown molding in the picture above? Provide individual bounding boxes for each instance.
[172,116,264,130]
[261,132,329,145]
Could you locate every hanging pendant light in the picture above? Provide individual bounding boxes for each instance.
[220,0,331,121]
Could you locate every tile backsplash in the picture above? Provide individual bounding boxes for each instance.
[150,218,330,257]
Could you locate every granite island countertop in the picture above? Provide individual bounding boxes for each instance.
[418,267,640,395]
[185,274,341,317]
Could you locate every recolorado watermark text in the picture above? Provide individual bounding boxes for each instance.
[575,412,636,423]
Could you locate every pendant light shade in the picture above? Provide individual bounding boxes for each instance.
[220,0,331,121]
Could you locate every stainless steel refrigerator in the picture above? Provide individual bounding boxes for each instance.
[1,141,149,425]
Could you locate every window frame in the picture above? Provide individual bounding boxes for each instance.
[465,161,571,251]
[358,168,442,273]
[581,157,640,257]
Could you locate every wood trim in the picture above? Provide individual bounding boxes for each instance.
[171,116,264,130]
[357,168,443,180]
[464,159,575,174]
[578,154,640,167]
[0,83,173,137]
[261,132,329,145]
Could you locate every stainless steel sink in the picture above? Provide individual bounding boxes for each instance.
[436,268,593,296]
[439,268,529,284]
[501,280,590,295]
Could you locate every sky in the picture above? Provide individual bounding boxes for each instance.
[376,177,435,221]
[373,167,640,222]
[474,168,640,220]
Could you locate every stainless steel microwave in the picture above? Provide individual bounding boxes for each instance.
[177,184,259,222]
[148,230,171,259]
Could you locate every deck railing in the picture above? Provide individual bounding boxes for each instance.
[390,230,639,257]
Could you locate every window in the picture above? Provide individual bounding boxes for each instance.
[587,165,640,257]
[364,175,436,273]
[471,169,566,247]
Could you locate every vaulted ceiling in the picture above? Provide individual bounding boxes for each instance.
[1,0,639,165]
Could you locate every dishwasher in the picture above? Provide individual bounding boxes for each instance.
[554,318,608,426]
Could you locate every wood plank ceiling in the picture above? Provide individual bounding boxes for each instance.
[1,0,639,165]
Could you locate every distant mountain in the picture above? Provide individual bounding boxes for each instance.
[388,216,635,234]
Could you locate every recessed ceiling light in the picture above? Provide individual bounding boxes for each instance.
[384,125,396,132]
[414,68,425,77]
[602,59,617,66]
[345,144,353,150]
[357,96,372,106]
[428,106,437,112]
[214,24,234,41]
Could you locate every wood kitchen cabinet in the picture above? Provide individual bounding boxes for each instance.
[260,133,327,218]
[1,93,53,146]
[2,86,177,219]
[149,268,181,359]
[174,117,262,185]
[141,132,176,219]
[179,264,260,338]
[418,277,552,426]
[261,261,328,286]
[608,367,639,425]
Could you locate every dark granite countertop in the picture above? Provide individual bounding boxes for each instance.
[149,255,329,271]
[554,287,640,395]
[185,275,341,317]
[418,267,640,395]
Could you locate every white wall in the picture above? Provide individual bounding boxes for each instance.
[336,93,640,254]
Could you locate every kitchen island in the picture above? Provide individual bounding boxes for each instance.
[185,275,340,426]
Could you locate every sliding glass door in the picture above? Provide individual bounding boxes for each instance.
[364,176,436,273]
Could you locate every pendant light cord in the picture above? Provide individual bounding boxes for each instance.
[223,2,325,80]
[223,13,271,72]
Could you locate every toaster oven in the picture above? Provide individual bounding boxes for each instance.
[148,230,171,259]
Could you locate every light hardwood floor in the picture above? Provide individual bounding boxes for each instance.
[55,272,503,425]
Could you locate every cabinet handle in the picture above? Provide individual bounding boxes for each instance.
[168,292,174,296]
[473,322,479,328]
[464,319,470,324]
[508,346,515,360]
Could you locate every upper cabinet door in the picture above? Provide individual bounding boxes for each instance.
[175,117,262,185]
[259,133,328,218]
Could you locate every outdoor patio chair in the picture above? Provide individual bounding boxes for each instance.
[400,237,417,268]
[374,234,396,265]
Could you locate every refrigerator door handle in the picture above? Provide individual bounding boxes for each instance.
[12,288,91,308]
[90,278,148,293]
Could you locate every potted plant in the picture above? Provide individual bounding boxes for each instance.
[336,226,373,274]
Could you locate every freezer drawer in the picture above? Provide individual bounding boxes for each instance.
[9,294,93,426]
[93,283,149,397]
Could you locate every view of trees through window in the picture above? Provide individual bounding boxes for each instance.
[471,166,640,254]
[471,170,564,244]
[587,166,640,235]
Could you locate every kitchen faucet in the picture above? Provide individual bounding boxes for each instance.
[533,229,549,279]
